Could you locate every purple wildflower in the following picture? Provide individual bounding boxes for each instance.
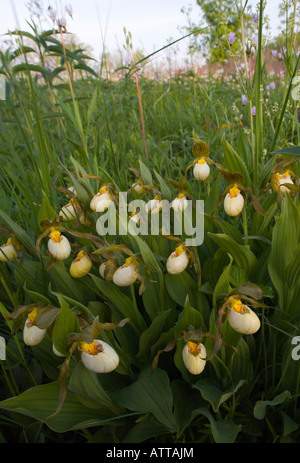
[229,32,236,45]
[252,106,256,116]
[242,95,248,106]
[269,82,275,90]
[65,4,73,17]
[271,50,277,57]
[252,13,259,23]
[58,17,67,28]
[48,6,57,22]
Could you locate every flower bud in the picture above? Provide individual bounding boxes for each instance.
[113,257,138,286]
[224,186,244,216]
[80,340,119,373]
[0,238,17,262]
[99,259,118,280]
[23,308,47,346]
[90,186,113,212]
[70,250,92,278]
[166,245,189,275]
[193,159,210,181]
[48,229,71,260]
[227,298,260,334]
[171,193,188,212]
[182,341,206,375]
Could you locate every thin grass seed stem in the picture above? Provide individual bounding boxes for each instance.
[135,71,148,161]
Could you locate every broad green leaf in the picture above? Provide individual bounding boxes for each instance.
[165,271,200,310]
[0,381,115,433]
[209,233,257,279]
[137,310,172,361]
[139,159,152,186]
[213,254,233,310]
[171,379,204,436]
[123,419,170,443]
[37,191,57,230]
[195,407,241,443]
[154,170,172,201]
[268,194,299,309]
[52,295,80,356]
[90,274,147,335]
[68,362,121,413]
[113,365,177,432]
[221,134,251,187]
[193,378,247,412]
[253,391,292,420]
[130,234,162,273]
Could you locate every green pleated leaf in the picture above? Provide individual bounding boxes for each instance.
[139,159,152,186]
[208,233,257,279]
[193,378,247,412]
[221,134,251,187]
[0,381,116,433]
[52,295,80,356]
[268,194,299,309]
[90,274,147,335]
[137,310,172,362]
[194,407,241,443]
[113,365,177,432]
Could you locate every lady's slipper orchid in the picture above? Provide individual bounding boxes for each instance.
[193,158,210,181]
[171,193,188,212]
[69,250,92,278]
[90,186,113,212]
[224,186,244,217]
[132,180,146,195]
[145,195,163,214]
[276,172,294,194]
[112,257,138,286]
[59,198,81,221]
[47,229,71,260]
[129,211,141,224]
[227,298,260,335]
[80,340,119,373]
[182,341,206,375]
[0,238,17,262]
[166,245,189,275]
[23,308,47,346]
[53,344,65,357]
[99,259,118,281]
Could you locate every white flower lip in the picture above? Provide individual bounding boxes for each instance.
[70,251,92,278]
[112,261,138,286]
[48,233,71,260]
[182,342,206,375]
[90,190,112,212]
[0,243,17,262]
[59,202,78,221]
[193,161,210,181]
[278,174,293,194]
[23,319,46,346]
[224,189,245,217]
[145,197,162,214]
[227,304,261,335]
[81,340,119,373]
[171,195,188,212]
[166,248,189,275]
